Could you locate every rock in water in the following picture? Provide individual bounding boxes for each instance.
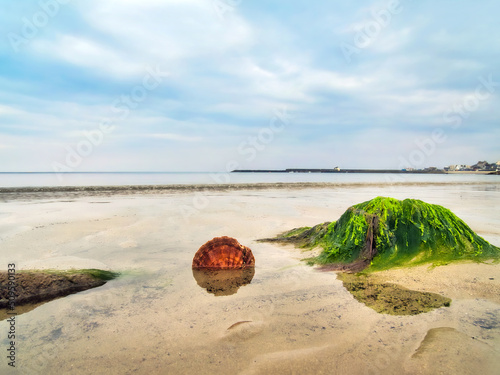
[261,197,500,272]
[0,269,119,318]
[192,236,255,269]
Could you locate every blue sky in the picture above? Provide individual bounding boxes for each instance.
[0,0,499,172]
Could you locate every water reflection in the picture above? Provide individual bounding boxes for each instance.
[0,302,48,321]
[192,268,255,296]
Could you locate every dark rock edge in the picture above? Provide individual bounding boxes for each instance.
[0,269,119,308]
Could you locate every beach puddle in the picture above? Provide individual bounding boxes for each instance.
[337,273,451,315]
[192,268,255,296]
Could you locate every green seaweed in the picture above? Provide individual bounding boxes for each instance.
[258,222,333,249]
[262,197,500,271]
[77,269,120,281]
[337,273,452,315]
[20,269,120,281]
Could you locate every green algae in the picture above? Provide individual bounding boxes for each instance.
[262,197,500,272]
[69,269,120,281]
[22,269,120,281]
[260,222,333,249]
[338,273,451,315]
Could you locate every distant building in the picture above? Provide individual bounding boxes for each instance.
[334,166,340,171]
[445,161,498,172]
[472,160,497,171]
[446,164,472,171]
[447,164,463,171]
[476,161,488,168]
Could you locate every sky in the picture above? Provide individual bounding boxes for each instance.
[0,0,499,172]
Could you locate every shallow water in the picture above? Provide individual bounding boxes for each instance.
[1,171,499,187]
[0,183,499,374]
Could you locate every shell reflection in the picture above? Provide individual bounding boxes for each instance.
[192,268,255,296]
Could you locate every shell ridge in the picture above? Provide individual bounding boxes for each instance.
[192,237,255,270]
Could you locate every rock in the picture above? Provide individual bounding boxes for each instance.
[260,197,500,272]
[0,269,119,313]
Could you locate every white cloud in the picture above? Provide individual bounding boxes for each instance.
[29,0,254,79]
[2,1,499,172]
[145,133,203,142]
[0,104,24,116]
[32,35,141,77]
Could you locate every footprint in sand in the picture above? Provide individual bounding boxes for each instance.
[223,320,266,341]
[405,327,498,374]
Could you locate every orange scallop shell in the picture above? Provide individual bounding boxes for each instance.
[192,236,255,270]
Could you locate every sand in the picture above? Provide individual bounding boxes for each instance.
[0,182,499,374]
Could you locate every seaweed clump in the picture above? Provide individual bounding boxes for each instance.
[261,197,500,272]
[337,273,451,315]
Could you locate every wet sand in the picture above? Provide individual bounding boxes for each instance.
[1,180,499,202]
[0,183,499,374]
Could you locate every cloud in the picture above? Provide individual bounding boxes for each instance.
[143,133,203,142]
[27,0,254,80]
[0,1,499,172]
[32,35,141,78]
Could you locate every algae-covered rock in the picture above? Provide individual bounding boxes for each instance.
[262,197,500,272]
[261,222,332,249]
[0,269,119,312]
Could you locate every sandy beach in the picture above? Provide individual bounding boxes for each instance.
[1,182,499,374]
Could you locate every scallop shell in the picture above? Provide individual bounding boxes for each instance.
[192,236,255,270]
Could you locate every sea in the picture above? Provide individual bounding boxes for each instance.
[0,171,499,188]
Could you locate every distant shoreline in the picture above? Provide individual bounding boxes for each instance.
[232,169,497,175]
[0,170,497,175]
